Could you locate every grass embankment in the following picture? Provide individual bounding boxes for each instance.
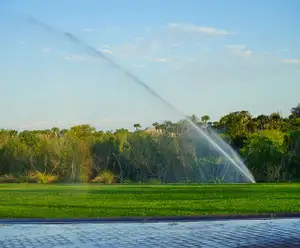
[0,184,299,218]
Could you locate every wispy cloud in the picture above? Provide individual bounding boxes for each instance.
[132,63,145,68]
[64,54,87,61]
[42,47,51,54]
[70,118,114,126]
[100,44,111,49]
[136,37,146,42]
[167,23,231,37]
[107,42,160,60]
[227,45,252,59]
[100,22,232,60]
[83,28,101,32]
[155,58,168,63]
[102,49,112,54]
[144,56,168,63]
[97,44,113,54]
[281,58,300,64]
[83,26,120,33]
[12,118,117,130]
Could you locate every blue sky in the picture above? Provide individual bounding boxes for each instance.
[0,0,300,130]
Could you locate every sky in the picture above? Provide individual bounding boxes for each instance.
[0,0,300,130]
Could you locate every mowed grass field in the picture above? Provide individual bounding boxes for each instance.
[0,183,299,218]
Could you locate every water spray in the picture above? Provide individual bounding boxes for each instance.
[28,15,255,183]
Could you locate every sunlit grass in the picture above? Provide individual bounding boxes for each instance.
[0,183,299,218]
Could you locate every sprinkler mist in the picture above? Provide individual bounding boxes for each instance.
[27,15,255,184]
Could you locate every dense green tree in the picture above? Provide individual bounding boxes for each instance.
[241,130,285,182]
[1,104,300,183]
[291,103,300,118]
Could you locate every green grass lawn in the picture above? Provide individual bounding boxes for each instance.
[0,183,299,218]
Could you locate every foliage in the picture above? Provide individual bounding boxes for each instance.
[241,130,285,182]
[91,170,116,184]
[0,174,19,183]
[1,104,300,183]
[148,178,162,184]
[34,171,59,184]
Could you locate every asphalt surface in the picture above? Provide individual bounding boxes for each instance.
[0,218,300,247]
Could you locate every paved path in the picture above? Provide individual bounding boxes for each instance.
[0,218,300,247]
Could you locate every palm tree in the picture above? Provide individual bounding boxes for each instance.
[152,122,159,130]
[188,114,199,123]
[133,123,141,131]
[201,115,210,124]
[269,112,282,129]
[51,127,60,137]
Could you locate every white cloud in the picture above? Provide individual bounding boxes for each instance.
[64,54,87,61]
[281,58,300,64]
[227,45,252,59]
[167,23,231,36]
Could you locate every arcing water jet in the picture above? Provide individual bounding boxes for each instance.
[28,15,255,183]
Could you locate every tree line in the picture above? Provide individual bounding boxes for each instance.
[1,103,300,183]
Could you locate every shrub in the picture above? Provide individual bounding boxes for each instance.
[35,171,59,184]
[91,170,116,184]
[18,175,38,183]
[148,178,161,184]
[17,171,38,183]
[122,179,133,184]
[0,174,19,183]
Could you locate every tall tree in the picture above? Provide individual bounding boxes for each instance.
[291,103,300,118]
[201,115,210,124]
[133,123,141,131]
